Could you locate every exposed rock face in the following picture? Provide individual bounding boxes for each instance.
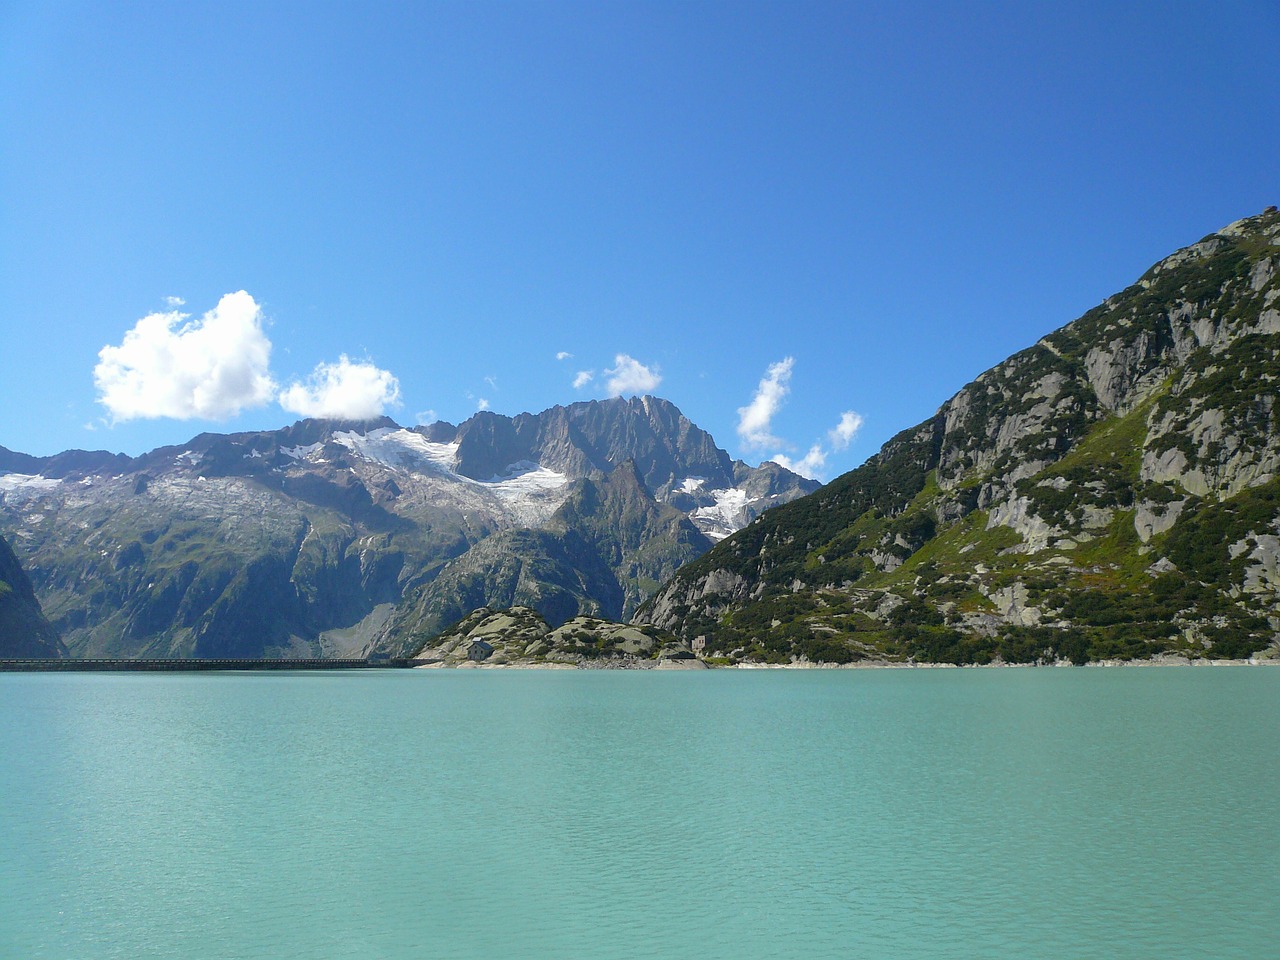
[641,208,1280,664]
[0,397,814,658]
[449,396,746,493]
[641,565,750,634]
[0,533,64,658]
[1238,533,1280,596]
[1134,498,1187,543]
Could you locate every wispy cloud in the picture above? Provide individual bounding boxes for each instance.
[735,359,862,481]
[279,354,401,420]
[572,370,595,389]
[477,397,490,411]
[414,408,437,425]
[163,295,185,307]
[94,291,276,421]
[484,375,498,390]
[604,354,661,396]
[556,351,573,361]
[736,357,793,450]
[829,410,864,450]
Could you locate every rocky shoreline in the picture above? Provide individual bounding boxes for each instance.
[417,653,1279,670]
[412,605,1280,671]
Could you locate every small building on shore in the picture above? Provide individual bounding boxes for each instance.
[466,640,495,662]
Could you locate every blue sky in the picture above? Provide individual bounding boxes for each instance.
[2,1,1277,477]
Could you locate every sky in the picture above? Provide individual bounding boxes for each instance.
[1,1,1277,479]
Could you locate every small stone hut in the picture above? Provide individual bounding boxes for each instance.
[465,639,495,662]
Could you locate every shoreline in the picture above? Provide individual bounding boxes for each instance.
[418,654,1280,671]
[4,655,1274,674]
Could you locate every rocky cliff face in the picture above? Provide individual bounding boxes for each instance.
[641,207,1280,664]
[0,533,64,658]
[0,397,814,658]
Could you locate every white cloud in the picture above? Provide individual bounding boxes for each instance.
[733,359,863,481]
[736,357,794,450]
[477,398,490,411]
[770,445,827,480]
[768,412,862,481]
[604,354,661,396]
[556,351,573,361]
[484,375,498,390]
[164,295,185,307]
[415,408,438,424]
[572,370,595,389]
[279,354,401,420]
[94,290,276,421]
[828,410,864,450]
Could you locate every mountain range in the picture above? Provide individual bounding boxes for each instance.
[641,207,1280,664]
[0,397,815,658]
[5,209,1280,665]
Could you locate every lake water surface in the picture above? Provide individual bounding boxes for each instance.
[2,667,1276,959]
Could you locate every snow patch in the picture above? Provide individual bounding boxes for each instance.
[0,474,62,493]
[331,428,568,524]
[332,429,567,498]
[483,460,569,501]
[679,477,707,494]
[332,428,459,472]
[693,487,753,541]
[281,442,324,461]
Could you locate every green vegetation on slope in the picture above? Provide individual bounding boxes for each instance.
[642,208,1280,664]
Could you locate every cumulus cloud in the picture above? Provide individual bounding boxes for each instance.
[604,354,661,396]
[556,351,573,361]
[829,410,864,450]
[94,290,276,421]
[572,370,595,389]
[736,357,793,450]
[164,295,185,307]
[279,354,401,420]
[770,444,827,480]
[477,398,490,411]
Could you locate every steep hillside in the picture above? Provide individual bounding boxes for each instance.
[641,207,1280,664]
[0,533,64,658]
[0,397,814,658]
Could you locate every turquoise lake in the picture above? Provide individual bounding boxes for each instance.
[2,667,1276,959]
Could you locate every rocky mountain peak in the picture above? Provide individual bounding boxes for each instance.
[1,395,814,659]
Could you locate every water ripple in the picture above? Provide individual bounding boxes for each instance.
[1,668,1276,959]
